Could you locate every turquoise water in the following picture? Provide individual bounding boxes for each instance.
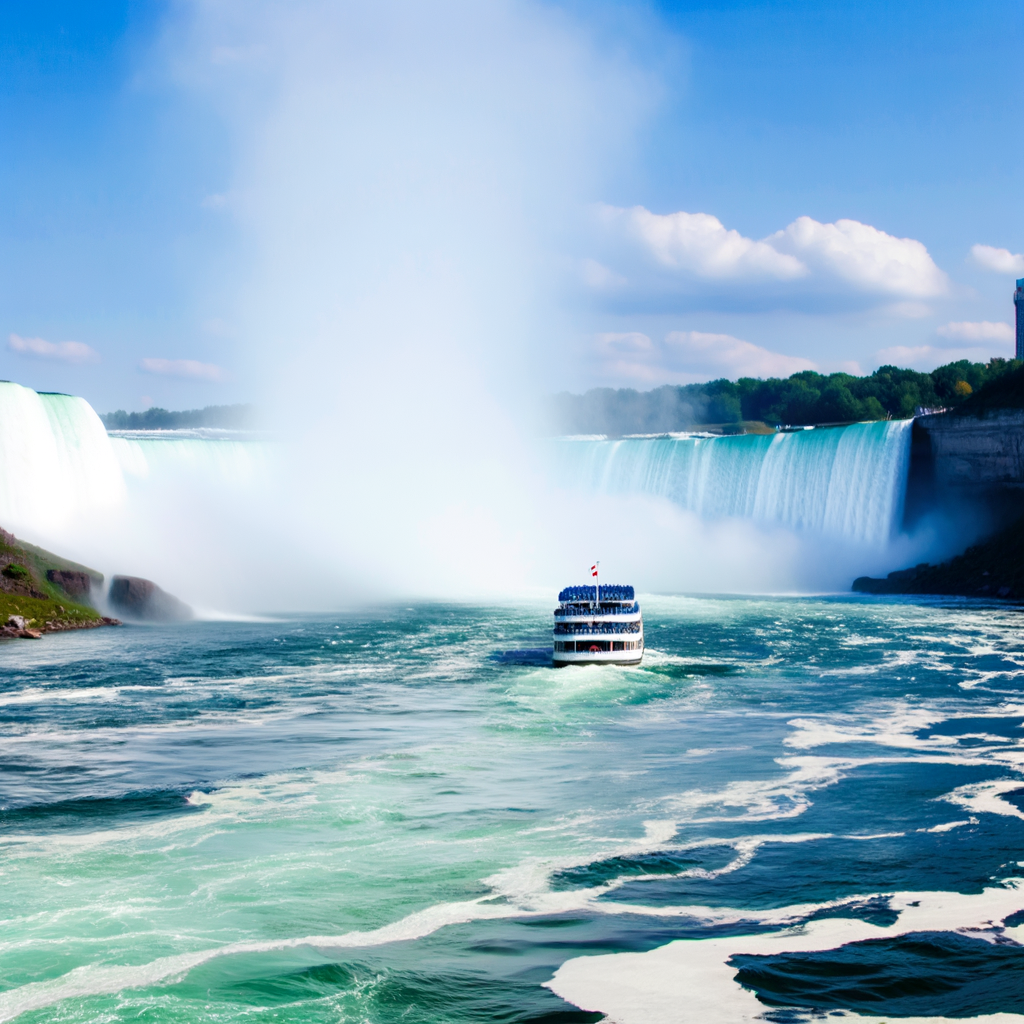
[4,595,1024,1022]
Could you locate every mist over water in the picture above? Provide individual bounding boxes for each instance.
[147,0,658,602]
[0,3,947,606]
[0,377,936,609]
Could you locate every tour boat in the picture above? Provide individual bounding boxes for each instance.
[553,581,643,666]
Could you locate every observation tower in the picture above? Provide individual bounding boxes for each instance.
[1016,278,1024,361]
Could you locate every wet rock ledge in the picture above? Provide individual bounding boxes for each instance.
[854,514,1024,600]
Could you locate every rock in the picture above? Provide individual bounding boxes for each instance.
[108,576,193,622]
[0,528,14,548]
[17,629,41,639]
[46,569,92,599]
[887,567,918,582]
[852,576,892,594]
[7,615,26,629]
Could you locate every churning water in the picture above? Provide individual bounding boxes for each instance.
[5,597,1024,1022]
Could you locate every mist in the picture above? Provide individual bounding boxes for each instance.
[149,0,662,603]
[0,2,947,610]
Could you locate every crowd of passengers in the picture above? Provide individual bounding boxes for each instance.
[558,587,635,603]
[555,602,640,616]
[554,621,642,635]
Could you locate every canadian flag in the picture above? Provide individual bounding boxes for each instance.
[591,563,598,577]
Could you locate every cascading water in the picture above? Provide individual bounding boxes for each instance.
[0,381,916,604]
[110,433,266,487]
[554,420,914,547]
[0,383,267,590]
[0,381,126,537]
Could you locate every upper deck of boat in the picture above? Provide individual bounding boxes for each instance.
[554,585,641,622]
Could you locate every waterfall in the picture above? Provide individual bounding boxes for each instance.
[554,420,913,546]
[0,382,126,537]
[0,382,265,551]
[0,379,914,593]
[110,434,266,486]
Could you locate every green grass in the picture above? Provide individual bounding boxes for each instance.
[0,537,105,629]
[0,591,103,629]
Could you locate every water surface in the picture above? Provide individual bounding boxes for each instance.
[3,595,1024,1022]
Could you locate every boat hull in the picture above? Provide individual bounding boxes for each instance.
[553,652,644,666]
[552,642,644,666]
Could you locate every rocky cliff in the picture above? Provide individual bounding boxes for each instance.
[0,528,118,638]
[912,408,1024,494]
[854,513,1024,600]
[108,576,192,622]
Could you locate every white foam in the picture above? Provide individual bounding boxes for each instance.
[940,779,1024,820]
[547,883,1024,1024]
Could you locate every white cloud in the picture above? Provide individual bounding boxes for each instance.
[592,206,949,305]
[970,244,1024,275]
[140,357,226,381]
[768,217,948,298]
[8,333,99,364]
[598,204,805,281]
[937,320,1014,342]
[593,330,815,384]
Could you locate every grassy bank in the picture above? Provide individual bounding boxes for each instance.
[0,532,108,631]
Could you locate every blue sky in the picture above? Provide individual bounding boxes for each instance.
[1,0,1022,410]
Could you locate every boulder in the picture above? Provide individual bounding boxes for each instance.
[108,576,193,622]
[46,569,92,599]
[852,576,892,594]
[7,615,26,629]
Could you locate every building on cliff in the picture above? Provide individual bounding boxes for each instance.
[1016,278,1024,360]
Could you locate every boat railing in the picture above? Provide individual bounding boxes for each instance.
[555,602,640,617]
[554,621,642,636]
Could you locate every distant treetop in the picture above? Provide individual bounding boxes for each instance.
[548,359,1023,436]
[100,404,256,430]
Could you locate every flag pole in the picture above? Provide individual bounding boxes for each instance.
[596,560,600,608]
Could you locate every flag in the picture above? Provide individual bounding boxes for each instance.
[591,564,598,577]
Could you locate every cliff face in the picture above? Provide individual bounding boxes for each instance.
[906,410,1024,529]
[857,408,1024,598]
[914,409,1024,491]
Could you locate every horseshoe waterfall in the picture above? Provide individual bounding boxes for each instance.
[553,419,914,547]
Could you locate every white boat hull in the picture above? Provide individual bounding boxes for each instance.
[552,635,644,666]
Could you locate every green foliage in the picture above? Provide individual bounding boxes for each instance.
[551,358,1024,433]
[0,591,102,630]
[100,404,256,430]
[2,563,29,580]
[955,362,1024,412]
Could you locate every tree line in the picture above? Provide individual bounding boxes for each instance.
[100,404,256,430]
[549,359,1024,436]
